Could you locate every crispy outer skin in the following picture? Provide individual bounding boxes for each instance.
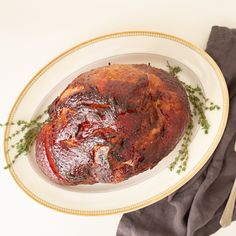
[36,64,190,185]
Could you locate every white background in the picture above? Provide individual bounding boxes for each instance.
[0,0,236,235]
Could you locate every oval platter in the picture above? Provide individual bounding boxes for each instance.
[4,31,229,215]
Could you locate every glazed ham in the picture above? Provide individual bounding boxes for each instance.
[36,64,190,185]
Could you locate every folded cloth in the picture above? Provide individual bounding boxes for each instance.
[117,26,236,236]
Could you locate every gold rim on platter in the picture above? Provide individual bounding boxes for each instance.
[4,31,229,216]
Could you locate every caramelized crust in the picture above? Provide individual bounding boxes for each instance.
[36,64,190,185]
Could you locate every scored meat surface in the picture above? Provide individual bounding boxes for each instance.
[36,64,190,185]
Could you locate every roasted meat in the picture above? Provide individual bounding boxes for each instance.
[36,64,190,185]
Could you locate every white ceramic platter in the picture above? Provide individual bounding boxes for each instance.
[4,31,229,215]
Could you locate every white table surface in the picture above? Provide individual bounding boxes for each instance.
[0,0,235,235]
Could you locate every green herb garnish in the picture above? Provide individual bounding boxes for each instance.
[3,109,50,169]
[180,82,220,134]
[167,61,220,173]
[169,121,193,173]
[167,61,182,77]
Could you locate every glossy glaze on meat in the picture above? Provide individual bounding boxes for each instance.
[36,64,190,185]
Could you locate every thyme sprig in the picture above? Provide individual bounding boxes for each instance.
[167,61,220,173]
[169,121,193,174]
[3,109,50,169]
[167,61,182,77]
[180,82,220,134]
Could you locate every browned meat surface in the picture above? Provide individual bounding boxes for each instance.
[36,64,190,185]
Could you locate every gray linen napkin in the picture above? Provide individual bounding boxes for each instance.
[117,26,236,236]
